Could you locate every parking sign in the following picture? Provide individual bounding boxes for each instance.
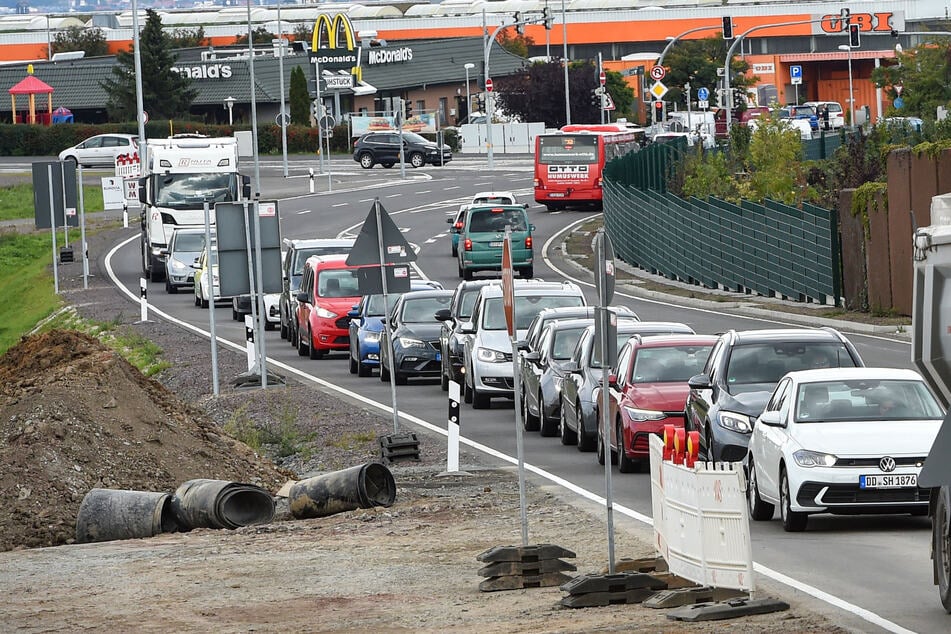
[790,65,802,86]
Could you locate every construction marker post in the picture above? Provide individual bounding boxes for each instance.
[308,167,315,194]
[244,314,256,372]
[447,380,461,472]
[122,202,129,228]
[139,277,148,322]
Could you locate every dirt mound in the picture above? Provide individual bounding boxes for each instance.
[0,330,291,551]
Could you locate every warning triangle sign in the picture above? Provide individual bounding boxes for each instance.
[345,199,417,266]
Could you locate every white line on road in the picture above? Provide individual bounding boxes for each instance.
[296,210,312,214]
[331,203,347,207]
[424,238,437,244]
[358,198,374,203]
[444,186,460,190]
[385,194,402,198]
[417,190,431,194]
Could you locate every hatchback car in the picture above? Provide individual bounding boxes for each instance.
[561,321,695,453]
[378,289,453,385]
[280,238,355,343]
[746,367,943,532]
[352,131,452,169]
[348,280,443,377]
[435,279,503,391]
[192,244,232,309]
[58,134,138,167]
[603,334,717,472]
[294,255,362,359]
[447,192,523,257]
[458,205,534,280]
[162,228,205,294]
[684,328,865,464]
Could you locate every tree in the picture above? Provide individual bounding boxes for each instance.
[871,39,951,119]
[289,65,311,125]
[663,37,757,111]
[234,28,276,46]
[494,60,633,128]
[168,27,207,49]
[50,26,108,58]
[293,23,312,46]
[100,9,196,122]
[496,29,533,58]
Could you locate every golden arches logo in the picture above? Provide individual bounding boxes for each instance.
[311,13,356,52]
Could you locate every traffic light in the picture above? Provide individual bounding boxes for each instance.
[541,6,552,30]
[653,100,665,122]
[840,8,850,29]
[591,88,601,106]
[722,16,733,40]
[849,23,861,48]
[405,101,413,119]
[514,12,524,35]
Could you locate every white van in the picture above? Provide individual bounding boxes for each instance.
[803,101,845,130]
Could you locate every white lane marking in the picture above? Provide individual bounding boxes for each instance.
[444,186,460,190]
[473,183,492,186]
[331,203,347,207]
[105,232,913,634]
[358,198,374,203]
[550,211,561,215]
[417,190,431,194]
[385,193,402,198]
[424,238,437,244]
[435,233,448,238]
[297,210,312,215]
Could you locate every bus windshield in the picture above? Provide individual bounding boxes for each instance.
[537,135,599,165]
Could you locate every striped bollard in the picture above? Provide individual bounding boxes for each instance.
[139,277,148,322]
[447,379,461,472]
[245,314,256,372]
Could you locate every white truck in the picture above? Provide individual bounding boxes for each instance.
[138,135,249,281]
[911,193,951,613]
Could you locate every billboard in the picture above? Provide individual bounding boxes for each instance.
[351,113,437,137]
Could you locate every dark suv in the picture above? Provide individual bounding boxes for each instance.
[684,328,864,463]
[352,131,452,169]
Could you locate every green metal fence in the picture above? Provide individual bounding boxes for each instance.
[802,131,845,161]
[603,184,841,303]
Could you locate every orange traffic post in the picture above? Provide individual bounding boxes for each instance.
[663,425,675,461]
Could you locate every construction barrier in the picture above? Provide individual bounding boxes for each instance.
[649,429,755,592]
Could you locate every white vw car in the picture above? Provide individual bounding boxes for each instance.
[746,367,944,532]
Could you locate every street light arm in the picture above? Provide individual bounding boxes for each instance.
[483,20,510,169]
[724,17,829,129]
[657,24,722,68]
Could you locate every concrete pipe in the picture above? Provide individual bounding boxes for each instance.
[288,462,396,520]
[171,479,275,530]
[75,488,177,544]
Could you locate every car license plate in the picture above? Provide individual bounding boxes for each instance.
[489,241,503,247]
[860,474,917,489]
[549,193,565,198]
[436,353,441,361]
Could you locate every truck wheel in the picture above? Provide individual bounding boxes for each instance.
[935,489,951,613]
[358,153,374,169]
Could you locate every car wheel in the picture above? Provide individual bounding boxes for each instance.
[519,266,534,279]
[747,460,775,521]
[358,152,374,169]
[349,350,358,374]
[780,467,807,532]
[395,372,408,386]
[380,362,390,382]
[381,162,394,169]
[463,374,473,404]
[617,419,638,473]
[165,278,175,294]
[232,306,240,321]
[935,490,951,613]
[560,405,577,446]
[440,367,449,391]
[194,290,200,307]
[409,152,425,168]
[539,390,558,437]
[280,319,288,340]
[522,389,540,431]
[264,321,275,332]
[472,388,490,409]
[200,296,209,309]
[463,266,474,281]
[596,427,606,465]
[150,262,162,283]
[308,328,324,360]
[296,327,307,356]
[576,402,596,452]
[451,244,458,257]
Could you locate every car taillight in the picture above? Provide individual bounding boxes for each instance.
[464,238,472,251]
[525,236,533,249]
[454,221,463,230]
[597,177,603,188]
[533,178,540,187]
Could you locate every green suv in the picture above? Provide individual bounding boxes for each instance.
[457,205,534,280]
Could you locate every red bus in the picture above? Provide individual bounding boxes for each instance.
[533,124,643,211]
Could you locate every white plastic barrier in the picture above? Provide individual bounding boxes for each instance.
[649,434,755,591]
[459,122,545,154]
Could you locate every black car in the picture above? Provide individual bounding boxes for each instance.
[561,321,695,453]
[379,289,453,385]
[278,238,355,343]
[436,279,502,391]
[352,131,452,169]
[684,328,865,463]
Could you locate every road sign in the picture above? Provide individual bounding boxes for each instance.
[696,87,709,101]
[649,65,666,81]
[276,112,290,126]
[346,200,417,266]
[894,97,904,109]
[599,71,606,86]
[319,115,336,131]
[790,65,802,86]
[895,84,903,96]
[324,74,354,89]
[649,81,668,100]
[485,78,494,92]
[501,235,515,337]
[698,99,709,109]
[602,93,615,111]
[142,111,149,124]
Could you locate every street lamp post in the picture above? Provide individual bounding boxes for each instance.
[838,44,855,128]
[464,62,475,122]
[561,0,570,125]
[224,96,236,125]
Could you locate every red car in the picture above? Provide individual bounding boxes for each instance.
[295,255,362,359]
[603,334,718,473]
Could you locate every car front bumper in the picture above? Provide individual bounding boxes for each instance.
[790,465,928,514]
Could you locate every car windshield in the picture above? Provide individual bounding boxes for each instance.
[458,288,481,320]
[591,327,691,368]
[482,296,584,331]
[473,195,515,205]
[317,269,360,298]
[468,208,527,232]
[795,379,943,422]
[551,327,587,360]
[365,293,401,316]
[293,248,349,276]
[155,173,237,209]
[401,296,451,323]
[726,342,857,394]
[172,232,205,252]
[631,345,714,383]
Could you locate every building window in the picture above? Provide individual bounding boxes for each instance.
[438,97,448,126]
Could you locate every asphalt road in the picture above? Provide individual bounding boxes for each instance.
[37,152,944,634]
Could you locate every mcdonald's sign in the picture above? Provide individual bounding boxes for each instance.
[310,13,358,69]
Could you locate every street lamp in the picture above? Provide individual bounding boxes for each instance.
[464,63,475,122]
[838,44,855,128]
[224,96,236,125]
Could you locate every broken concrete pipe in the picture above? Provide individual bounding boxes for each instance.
[75,489,178,544]
[171,479,275,530]
[288,462,397,519]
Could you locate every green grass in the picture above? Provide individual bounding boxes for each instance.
[0,231,61,353]
[0,183,106,221]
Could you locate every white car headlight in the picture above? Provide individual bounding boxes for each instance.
[717,411,752,433]
[315,307,337,319]
[364,332,381,343]
[398,337,426,348]
[477,347,508,363]
[793,450,837,468]
[169,259,188,273]
[624,407,667,422]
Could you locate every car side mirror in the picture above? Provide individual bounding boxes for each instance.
[757,410,785,428]
[347,309,360,318]
[608,373,618,388]
[515,339,529,351]
[530,224,536,231]
[565,361,580,373]
[522,203,529,209]
[687,374,712,390]
[296,291,310,304]
[159,248,169,256]
[446,217,453,224]
[434,308,452,322]
[523,351,541,362]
